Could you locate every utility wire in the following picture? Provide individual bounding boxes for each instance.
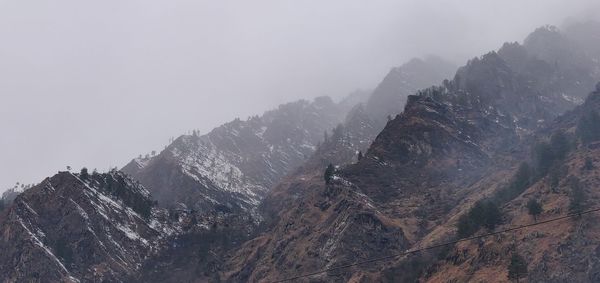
[273,207,600,282]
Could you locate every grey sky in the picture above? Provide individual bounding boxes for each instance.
[1,0,599,191]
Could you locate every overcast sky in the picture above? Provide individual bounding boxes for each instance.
[1,0,599,191]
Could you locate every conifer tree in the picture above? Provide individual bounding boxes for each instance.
[324,163,335,184]
[80,167,89,180]
[507,253,527,281]
[526,199,542,221]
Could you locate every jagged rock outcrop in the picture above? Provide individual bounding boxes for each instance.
[365,56,457,129]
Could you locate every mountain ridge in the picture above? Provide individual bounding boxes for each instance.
[2,21,600,283]
[223,22,600,282]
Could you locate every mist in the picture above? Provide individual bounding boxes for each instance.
[1,0,599,191]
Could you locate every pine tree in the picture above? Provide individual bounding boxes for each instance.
[583,157,594,170]
[456,200,502,238]
[568,176,585,212]
[507,253,527,281]
[324,164,335,184]
[513,162,532,191]
[80,167,89,180]
[496,162,532,203]
[332,124,344,141]
[577,110,600,143]
[549,130,570,160]
[533,142,554,177]
[357,151,363,161]
[526,199,542,222]
[457,213,477,238]
[472,200,502,230]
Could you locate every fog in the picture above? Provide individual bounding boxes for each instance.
[1,0,599,191]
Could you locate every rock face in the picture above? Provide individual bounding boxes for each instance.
[0,171,170,282]
[122,97,346,214]
[224,23,600,282]
[365,56,457,129]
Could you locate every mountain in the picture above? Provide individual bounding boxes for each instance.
[0,169,249,282]
[121,52,457,219]
[0,52,458,282]
[121,69,441,217]
[122,96,346,214]
[224,22,600,282]
[111,55,456,282]
[0,170,169,282]
[3,21,600,283]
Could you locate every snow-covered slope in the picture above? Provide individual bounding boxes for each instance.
[122,96,346,213]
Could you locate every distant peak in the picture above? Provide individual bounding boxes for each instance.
[313,95,335,106]
[524,24,566,47]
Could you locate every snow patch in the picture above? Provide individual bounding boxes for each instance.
[17,217,77,280]
[115,224,149,246]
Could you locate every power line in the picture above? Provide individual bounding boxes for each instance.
[273,207,600,282]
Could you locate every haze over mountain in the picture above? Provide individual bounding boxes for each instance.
[5,2,600,283]
[3,0,600,192]
[223,22,600,282]
[2,18,600,282]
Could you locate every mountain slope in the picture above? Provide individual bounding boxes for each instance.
[426,83,600,282]
[0,171,170,282]
[224,23,600,282]
[122,97,345,214]
[122,53,457,218]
